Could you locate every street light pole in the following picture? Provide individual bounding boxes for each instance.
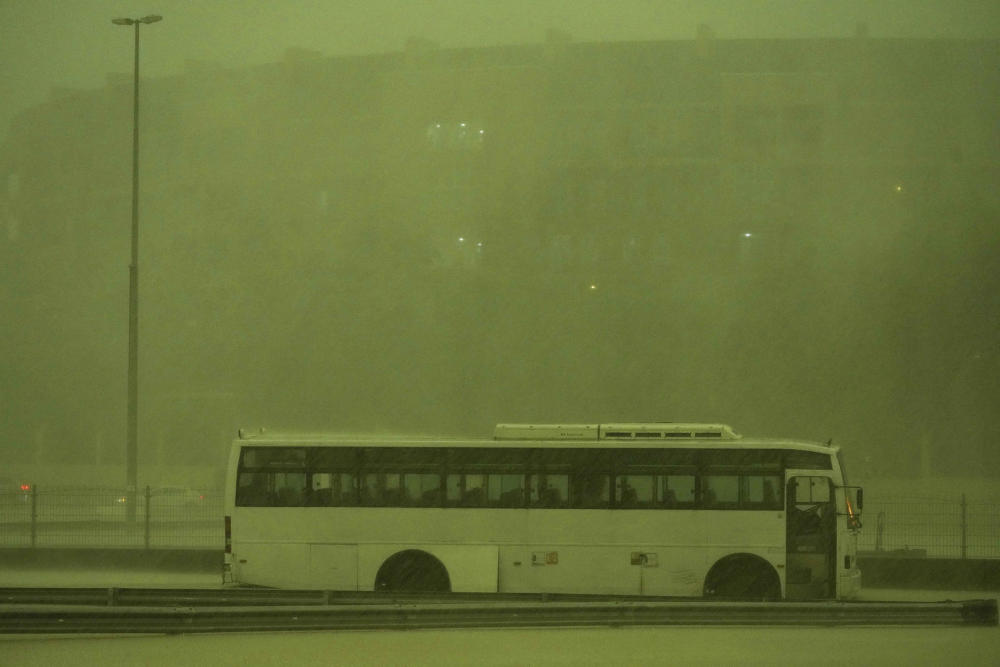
[112,14,161,519]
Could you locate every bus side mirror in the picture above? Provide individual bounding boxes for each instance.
[856,488,863,510]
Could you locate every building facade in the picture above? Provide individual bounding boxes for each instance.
[2,33,998,477]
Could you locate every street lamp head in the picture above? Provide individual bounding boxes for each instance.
[112,16,162,26]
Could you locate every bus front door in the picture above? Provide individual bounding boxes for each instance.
[785,475,836,600]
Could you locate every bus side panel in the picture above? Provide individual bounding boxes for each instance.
[496,544,778,596]
[358,544,499,593]
[234,542,309,588]
[309,544,359,590]
[497,545,642,595]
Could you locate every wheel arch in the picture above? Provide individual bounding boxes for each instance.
[374,548,452,592]
[703,552,782,600]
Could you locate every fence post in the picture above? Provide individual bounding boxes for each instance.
[144,485,151,549]
[30,484,37,548]
[960,493,967,559]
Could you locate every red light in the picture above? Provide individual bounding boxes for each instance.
[19,484,29,491]
[199,494,204,500]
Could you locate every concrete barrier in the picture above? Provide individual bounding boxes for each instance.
[859,551,1000,590]
[0,547,221,573]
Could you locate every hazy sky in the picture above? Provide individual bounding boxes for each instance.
[1,0,998,140]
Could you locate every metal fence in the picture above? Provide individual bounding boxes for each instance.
[856,494,999,559]
[1,487,997,558]
[0,486,222,549]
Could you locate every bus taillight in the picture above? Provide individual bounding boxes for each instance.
[224,515,232,553]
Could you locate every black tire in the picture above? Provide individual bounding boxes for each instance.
[704,555,782,600]
[374,549,451,592]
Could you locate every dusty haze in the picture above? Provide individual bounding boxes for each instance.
[1,1,998,487]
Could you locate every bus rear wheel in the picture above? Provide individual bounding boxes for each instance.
[703,554,781,600]
[375,549,451,592]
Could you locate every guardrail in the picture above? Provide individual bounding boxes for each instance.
[0,589,995,633]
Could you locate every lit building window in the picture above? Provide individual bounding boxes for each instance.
[426,121,485,151]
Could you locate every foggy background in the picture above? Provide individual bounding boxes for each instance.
[1,1,998,488]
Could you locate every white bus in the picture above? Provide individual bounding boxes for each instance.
[224,423,863,599]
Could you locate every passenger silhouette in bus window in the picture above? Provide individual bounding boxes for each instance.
[337,473,358,506]
[762,478,778,508]
[382,473,404,506]
[310,473,334,506]
[575,474,609,508]
[462,486,486,507]
[485,474,520,507]
[275,473,305,506]
[406,473,440,506]
[540,486,561,506]
[662,475,695,507]
[360,474,378,506]
[788,477,831,535]
[421,486,441,506]
[702,475,738,507]
[618,475,654,507]
[528,474,567,507]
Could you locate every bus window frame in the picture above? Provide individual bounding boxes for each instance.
[234,444,818,512]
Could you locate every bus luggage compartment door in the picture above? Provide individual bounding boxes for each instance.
[308,544,359,590]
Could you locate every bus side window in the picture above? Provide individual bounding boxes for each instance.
[311,473,334,506]
[462,474,487,507]
[336,473,358,506]
[360,473,406,506]
[360,474,378,505]
[616,475,654,508]
[404,473,441,507]
[574,474,610,509]
[308,472,355,506]
[702,475,738,508]
[528,474,568,508]
[236,472,272,507]
[446,474,488,507]
[274,473,306,507]
[617,477,638,507]
[489,474,524,508]
[383,473,404,505]
[660,474,695,507]
[742,474,783,509]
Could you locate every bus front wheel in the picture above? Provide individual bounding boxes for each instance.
[375,549,451,592]
[703,554,781,600]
